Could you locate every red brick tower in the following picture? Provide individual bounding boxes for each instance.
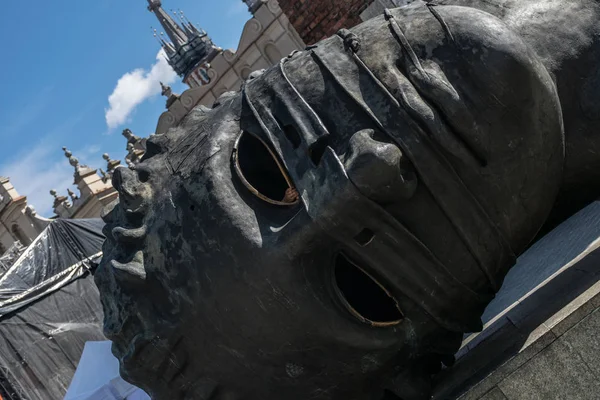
[278,0,374,45]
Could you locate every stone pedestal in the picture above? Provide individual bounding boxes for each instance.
[434,201,600,400]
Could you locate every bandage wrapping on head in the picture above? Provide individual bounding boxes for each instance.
[242,9,517,333]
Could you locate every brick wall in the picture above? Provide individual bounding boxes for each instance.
[278,0,375,45]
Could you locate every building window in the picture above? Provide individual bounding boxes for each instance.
[264,43,282,65]
[11,224,30,246]
[241,68,252,80]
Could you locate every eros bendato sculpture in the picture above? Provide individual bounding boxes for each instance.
[96,1,600,399]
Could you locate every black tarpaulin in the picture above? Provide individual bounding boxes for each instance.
[0,276,106,400]
[0,218,106,400]
[0,218,104,317]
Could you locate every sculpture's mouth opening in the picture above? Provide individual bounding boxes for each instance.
[233,131,299,206]
[334,253,403,327]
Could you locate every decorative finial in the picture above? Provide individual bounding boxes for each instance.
[100,169,109,183]
[147,0,162,11]
[67,188,79,202]
[160,81,173,98]
[174,9,186,25]
[50,189,70,210]
[103,153,122,174]
[62,147,79,168]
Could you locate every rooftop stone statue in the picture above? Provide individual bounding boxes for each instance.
[95,1,600,399]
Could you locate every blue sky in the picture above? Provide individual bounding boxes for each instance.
[0,0,251,216]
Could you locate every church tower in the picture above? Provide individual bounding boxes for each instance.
[148,0,221,88]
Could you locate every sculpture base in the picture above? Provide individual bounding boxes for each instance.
[434,201,600,399]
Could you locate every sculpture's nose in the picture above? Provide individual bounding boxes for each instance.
[111,167,149,215]
[111,166,136,194]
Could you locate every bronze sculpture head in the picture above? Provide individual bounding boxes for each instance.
[93,2,600,398]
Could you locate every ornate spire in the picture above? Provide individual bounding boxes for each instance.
[147,0,188,49]
[146,0,220,82]
[174,10,204,38]
[153,29,176,56]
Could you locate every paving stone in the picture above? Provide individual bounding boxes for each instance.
[550,288,600,337]
[561,308,600,377]
[455,330,557,400]
[479,387,508,400]
[498,338,600,400]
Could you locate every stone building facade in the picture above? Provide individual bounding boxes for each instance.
[50,148,119,220]
[51,128,149,223]
[0,143,126,258]
[154,0,305,133]
[1,0,417,257]
[151,0,304,106]
[0,178,51,254]
[148,0,221,88]
[1,1,302,257]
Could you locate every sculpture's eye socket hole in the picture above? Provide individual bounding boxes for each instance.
[136,169,150,183]
[274,117,301,149]
[233,131,299,206]
[354,228,375,246]
[309,136,329,166]
[334,253,403,327]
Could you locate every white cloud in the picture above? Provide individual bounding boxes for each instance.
[105,50,177,130]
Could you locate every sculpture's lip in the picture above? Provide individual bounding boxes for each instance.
[331,252,404,327]
[110,324,154,370]
[112,225,148,245]
[107,318,137,358]
[117,332,192,393]
[121,333,150,362]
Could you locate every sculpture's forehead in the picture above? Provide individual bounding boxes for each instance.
[163,98,242,178]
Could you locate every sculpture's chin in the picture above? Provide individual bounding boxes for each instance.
[118,331,201,399]
[115,335,163,389]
